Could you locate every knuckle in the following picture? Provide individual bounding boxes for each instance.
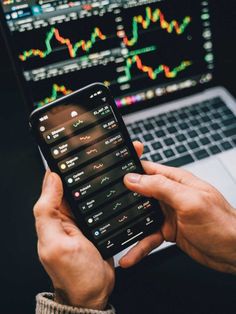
[154,174,167,186]
[145,240,156,253]
[199,191,212,205]
[138,244,148,259]
[201,189,220,207]
[179,191,209,216]
[33,202,41,218]
[33,199,48,218]
[175,167,196,184]
[140,236,160,256]
[39,240,81,266]
[38,247,50,265]
[65,241,81,255]
[39,243,63,265]
[180,168,194,178]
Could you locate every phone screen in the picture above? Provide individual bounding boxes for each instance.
[30,84,164,259]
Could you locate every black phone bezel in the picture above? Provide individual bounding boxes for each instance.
[29,83,164,259]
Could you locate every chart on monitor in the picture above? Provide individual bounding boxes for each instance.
[1,0,214,110]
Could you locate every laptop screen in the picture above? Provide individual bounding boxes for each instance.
[0,0,214,112]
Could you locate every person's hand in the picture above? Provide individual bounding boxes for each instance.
[34,170,115,310]
[33,141,144,310]
[121,142,236,274]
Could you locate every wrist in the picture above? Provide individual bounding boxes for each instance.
[54,288,108,311]
[222,206,236,274]
[230,208,236,273]
[36,293,116,314]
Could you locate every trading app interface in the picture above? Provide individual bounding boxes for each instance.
[1,0,214,110]
[35,88,161,257]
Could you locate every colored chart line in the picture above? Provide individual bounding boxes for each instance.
[19,27,106,61]
[127,45,157,57]
[123,6,191,47]
[36,84,72,107]
[35,80,111,107]
[118,55,192,83]
[3,0,14,4]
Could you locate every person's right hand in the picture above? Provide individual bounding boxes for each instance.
[120,148,236,274]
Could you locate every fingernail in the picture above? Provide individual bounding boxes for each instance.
[126,173,141,184]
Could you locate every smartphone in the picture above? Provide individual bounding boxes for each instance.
[29,83,164,259]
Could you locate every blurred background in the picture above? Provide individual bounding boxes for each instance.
[0,1,236,313]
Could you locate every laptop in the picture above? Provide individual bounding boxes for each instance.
[1,0,236,262]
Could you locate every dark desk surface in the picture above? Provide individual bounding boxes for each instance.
[0,88,236,314]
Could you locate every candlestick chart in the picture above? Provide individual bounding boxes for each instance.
[19,26,107,61]
[121,55,192,82]
[123,6,191,47]
[36,84,72,108]
[4,0,213,109]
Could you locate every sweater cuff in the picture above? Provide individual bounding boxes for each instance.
[36,293,116,314]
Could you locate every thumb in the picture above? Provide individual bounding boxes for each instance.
[124,173,187,209]
[34,172,64,244]
[40,171,63,209]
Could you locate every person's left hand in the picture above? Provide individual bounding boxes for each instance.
[33,141,143,310]
[34,170,114,310]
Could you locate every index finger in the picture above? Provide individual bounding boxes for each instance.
[124,172,190,209]
[141,161,208,191]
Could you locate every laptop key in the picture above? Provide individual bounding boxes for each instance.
[164,138,174,146]
[212,112,222,119]
[200,137,210,146]
[211,133,222,141]
[223,127,236,138]
[223,112,235,120]
[147,117,155,124]
[209,145,221,155]
[132,127,142,134]
[221,141,233,151]
[188,141,199,150]
[176,134,187,142]
[214,99,225,108]
[194,149,209,160]
[179,112,188,120]
[189,130,198,138]
[190,109,198,116]
[199,126,209,134]
[167,126,177,134]
[151,153,163,162]
[143,145,151,154]
[179,122,188,130]
[155,130,166,138]
[155,119,165,127]
[152,142,163,150]
[176,145,187,154]
[201,116,211,123]
[143,134,154,142]
[167,116,177,123]
[144,123,154,131]
[223,117,236,126]
[210,123,220,131]
[163,155,194,167]
[164,149,175,158]
[190,119,200,126]
[222,107,234,116]
[201,106,210,113]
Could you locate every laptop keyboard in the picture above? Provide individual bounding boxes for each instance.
[127,97,236,167]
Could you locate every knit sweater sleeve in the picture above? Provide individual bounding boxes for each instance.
[36,293,116,314]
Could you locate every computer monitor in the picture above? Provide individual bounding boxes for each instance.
[0,0,214,113]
